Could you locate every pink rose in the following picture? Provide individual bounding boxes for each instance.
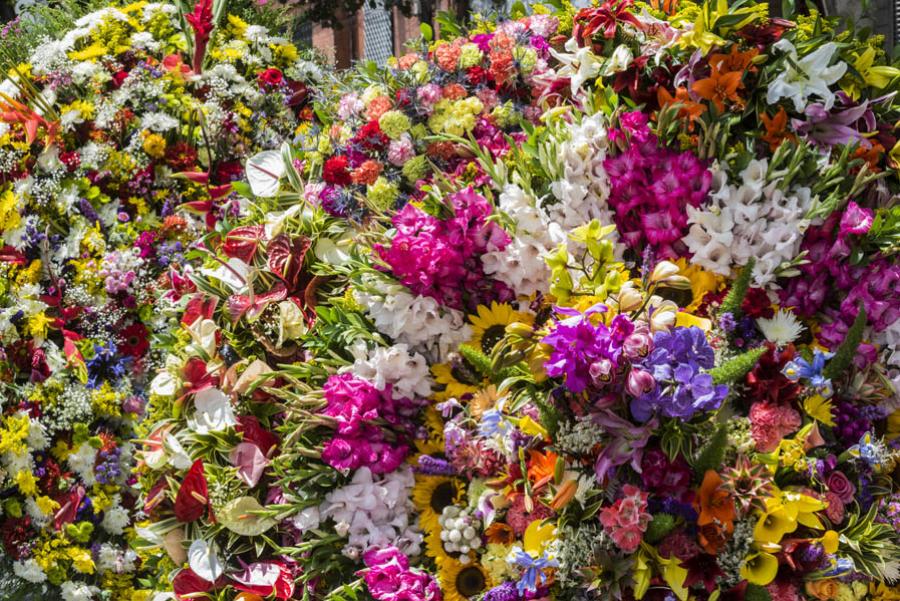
[825,471,855,504]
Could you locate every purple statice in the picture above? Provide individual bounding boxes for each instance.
[483,582,519,601]
[376,187,511,311]
[94,446,123,485]
[415,455,457,476]
[86,342,129,389]
[79,198,101,224]
[542,304,636,394]
[630,327,728,422]
[876,493,900,531]
[603,111,712,258]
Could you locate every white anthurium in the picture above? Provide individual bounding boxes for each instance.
[263,203,304,239]
[766,40,847,111]
[246,150,285,198]
[277,300,308,348]
[187,318,218,357]
[189,388,237,434]
[550,37,603,98]
[200,257,252,293]
[187,539,224,583]
[164,434,193,470]
[314,236,353,266]
[149,369,178,397]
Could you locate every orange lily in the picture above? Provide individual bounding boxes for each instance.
[0,94,59,146]
[692,66,743,112]
[658,86,707,122]
[527,449,558,490]
[695,470,736,553]
[708,45,759,74]
[760,107,795,151]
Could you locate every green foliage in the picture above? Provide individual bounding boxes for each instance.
[822,305,867,381]
[643,513,676,544]
[835,505,900,581]
[719,258,754,317]
[458,344,493,379]
[692,423,728,477]
[745,583,773,601]
[708,346,766,385]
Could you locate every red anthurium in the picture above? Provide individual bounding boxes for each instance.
[143,477,169,513]
[225,282,287,324]
[173,567,217,600]
[53,485,84,529]
[231,561,295,600]
[62,329,86,372]
[174,459,209,522]
[182,295,218,327]
[236,416,279,457]
[266,234,311,290]
[223,225,267,263]
[182,357,216,396]
[0,245,26,265]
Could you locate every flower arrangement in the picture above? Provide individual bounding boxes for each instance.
[0,1,319,597]
[2,0,900,600]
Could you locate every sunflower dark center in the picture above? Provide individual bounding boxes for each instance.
[480,324,506,354]
[456,565,486,597]
[430,480,456,514]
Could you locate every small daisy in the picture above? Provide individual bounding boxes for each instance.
[757,309,805,346]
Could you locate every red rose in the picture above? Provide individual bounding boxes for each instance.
[322,155,352,186]
[257,67,283,88]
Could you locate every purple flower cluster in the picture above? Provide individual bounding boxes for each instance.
[604,111,712,258]
[542,304,649,395]
[320,373,414,474]
[630,326,728,422]
[377,187,511,311]
[780,204,899,356]
[361,546,442,601]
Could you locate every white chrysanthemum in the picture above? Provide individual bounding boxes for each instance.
[13,558,47,583]
[320,466,421,558]
[348,343,433,399]
[67,443,98,487]
[102,499,131,535]
[25,497,51,528]
[60,581,100,601]
[757,309,805,346]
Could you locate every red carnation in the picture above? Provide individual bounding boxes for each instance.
[257,67,283,88]
[323,155,352,186]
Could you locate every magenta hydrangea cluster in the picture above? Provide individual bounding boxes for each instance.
[604,111,712,257]
[360,547,442,601]
[377,187,512,310]
[319,373,417,474]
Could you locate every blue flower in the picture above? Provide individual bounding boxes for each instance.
[782,350,834,397]
[512,549,558,594]
[86,341,129,389]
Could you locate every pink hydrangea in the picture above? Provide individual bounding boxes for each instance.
[599,484,651,553]
[377,187,511,310]
[748,401,802,452]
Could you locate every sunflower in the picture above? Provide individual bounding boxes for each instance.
[675,258,725,314]
[469,302,533,355]
[413,474,465,542]
[431,361,482,402]
[414,406,446,455]
[438,557,492,601]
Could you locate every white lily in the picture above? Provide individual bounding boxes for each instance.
[551,37,603,98]
[766,40,847,111]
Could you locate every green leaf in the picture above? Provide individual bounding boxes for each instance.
[708,346,766,385]
[419,22,433,41]
[719,258,755,317]
[822,305,867,381]
[692,423,728,476]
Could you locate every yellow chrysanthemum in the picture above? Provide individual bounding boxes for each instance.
[438,557,491,601]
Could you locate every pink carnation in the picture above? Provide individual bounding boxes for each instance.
[749,401,802,453]
[599,485,651,553]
